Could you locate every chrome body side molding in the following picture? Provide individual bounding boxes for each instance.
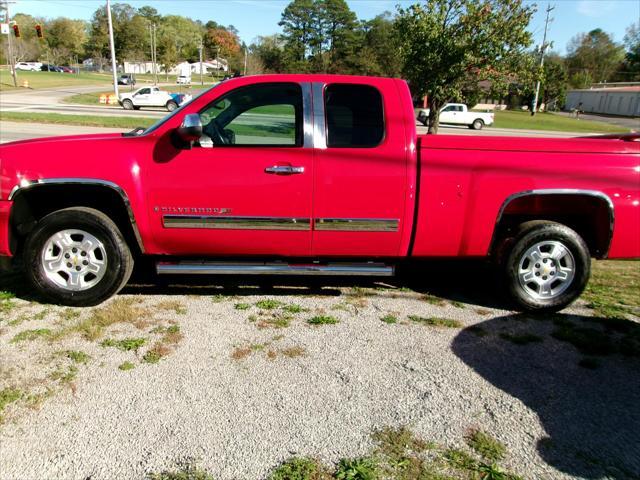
[494,188,615,257]
[156,261,394,276]
[315,218,399,232]
[7,178,145,253]
[163,215,311,231]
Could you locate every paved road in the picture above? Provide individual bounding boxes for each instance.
[1,120,590,144]
[0,121,126,143]
[0,86,600,141]
[553,111,639,130]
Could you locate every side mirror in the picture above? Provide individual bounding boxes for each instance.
[177,114,202,142]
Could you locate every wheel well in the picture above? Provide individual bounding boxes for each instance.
[491,193,613,259]
[9,185,142,257]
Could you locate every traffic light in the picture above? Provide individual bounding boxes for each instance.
[12,24,20,38]
[35,24,43,39]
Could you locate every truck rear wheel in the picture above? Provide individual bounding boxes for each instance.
[471,119,484,130]
[166,100,178,112]
[502,221,590,313]
[23,207,134,306]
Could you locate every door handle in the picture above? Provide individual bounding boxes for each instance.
[265,165,305,175]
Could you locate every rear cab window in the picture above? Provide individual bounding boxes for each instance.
[324,84,384,148]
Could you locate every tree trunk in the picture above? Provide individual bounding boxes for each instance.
[427,98,442,134]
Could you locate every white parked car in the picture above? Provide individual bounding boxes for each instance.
[177,75,191,85]
[417,103,494,130]
[119,86,189,112]
[15,62,42,71]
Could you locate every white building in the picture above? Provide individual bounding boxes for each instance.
[565,86,640,117]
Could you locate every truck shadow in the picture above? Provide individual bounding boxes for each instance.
[122,259,511,309]
[0,259,510,309]
[451,313,640,479]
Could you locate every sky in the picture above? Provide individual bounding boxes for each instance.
[8,0,639,53]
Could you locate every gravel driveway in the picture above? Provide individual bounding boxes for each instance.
[0,262,638,480]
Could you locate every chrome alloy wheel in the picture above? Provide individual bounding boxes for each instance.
[517,240,575,300]
[40,229,108,291]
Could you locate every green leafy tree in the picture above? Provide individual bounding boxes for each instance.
[355,12,402,77]
[1,13,43,63]
[251,35,287,73]
[279,0,317,70]
[396,0,535,133]
[45,17,88,63]
[566,29,625,86]
[620,22,640,81]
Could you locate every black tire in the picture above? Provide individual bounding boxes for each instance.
[23,207,134,307]
[472,119,484,130]
[122,99,134,110]
[502,221,590,313]
[166,100,178,112]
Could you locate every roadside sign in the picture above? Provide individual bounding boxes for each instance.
[1,23,9,35]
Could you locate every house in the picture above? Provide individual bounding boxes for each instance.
[565,85,640,117]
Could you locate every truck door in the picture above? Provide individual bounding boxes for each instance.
[145,81,314,257]
[439,104,459,124]
[134,87,151,106]
[311,81,408,257]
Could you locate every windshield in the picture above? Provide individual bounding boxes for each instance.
[142,83,221,135]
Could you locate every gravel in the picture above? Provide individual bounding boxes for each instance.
[0,276,638,480]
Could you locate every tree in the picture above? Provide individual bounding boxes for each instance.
[566,29,625,86]
[279,0,317,69]
[46,17,87,63]
[396,0,534,133]
[1,13,43,63]
[356,13,402,77]
[620,22,640,81]
[251,35,286,73]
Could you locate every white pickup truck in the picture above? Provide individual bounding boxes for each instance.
[119,87,190,112]
[417,103,495,130]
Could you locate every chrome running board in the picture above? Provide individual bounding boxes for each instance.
[156,261,394,276]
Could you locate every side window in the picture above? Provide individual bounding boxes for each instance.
[198,83,302,147]
[442,105,454,112]
[325,84,384,148]
[138,88,150,95]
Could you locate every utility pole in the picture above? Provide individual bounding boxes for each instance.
[148,23,157,85]
[1,1,18,87]
[198,38,204,86]
[243,46,247,76]
[152,23,158,85]
[106,0,119,97]
[531,3,554,116]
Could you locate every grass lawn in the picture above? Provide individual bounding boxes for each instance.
[493,110,628,133]
[0,69,113,90]
[0,111,155,129]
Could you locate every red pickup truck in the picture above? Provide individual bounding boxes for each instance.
[1,74,638,311]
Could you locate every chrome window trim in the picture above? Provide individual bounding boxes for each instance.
[494,188,615,257]
[8,178,145,253]
[301,82,314,149]
[311,82,327,149]
[163,215,311,231]
[314,218,399,232]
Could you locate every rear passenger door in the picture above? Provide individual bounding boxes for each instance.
[311,81,408,257]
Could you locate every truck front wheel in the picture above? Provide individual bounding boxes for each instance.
[122,99,134,110]
[23,207,134,306]
[502,221,590,313]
